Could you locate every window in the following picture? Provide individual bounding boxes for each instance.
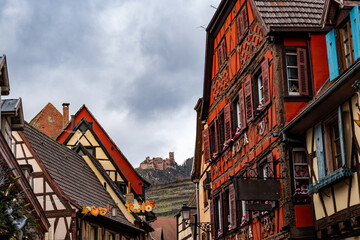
[203,171,211,208]
[286,51,299,95]
[340,22,354,69]
[315,106,346,179]
[326,5,360,81]
[232,88,246,134]
[90,226,97,240]
[285,48,309,96]
[257,72,264,105]
[218,111,225,148]
[292,149,309,194]
[216,196,222,236]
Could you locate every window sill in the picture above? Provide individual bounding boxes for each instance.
[284,95,312,102]
[307,167,354,194]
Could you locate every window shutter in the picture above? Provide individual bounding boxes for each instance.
[266,153,274,178]
[314,125,326,179]
[326,29,340,81]
[350,5,360,61]
[244,77,254,123]
[338,106,346,166]
[241,6,248,36]
[236,14,242,41]
[214,118,219,154]
[261,59,271,106]
[224,104,232,141]
[203,128,211,163]
[297,48,309,96]
[229,184,237,230]
[210,198,216,239]
[218,43,223,68]
[323,126,333,174]
[266,153,276,208]
[239,88,246,130]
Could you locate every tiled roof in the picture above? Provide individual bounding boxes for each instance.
[22,123,140,230]
[29,103,64,140]
[151,217,176,240]
[254,0,326,28]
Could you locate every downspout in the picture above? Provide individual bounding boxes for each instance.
[195,181,200,240]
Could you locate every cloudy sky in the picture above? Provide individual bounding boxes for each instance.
[0,0,219,167]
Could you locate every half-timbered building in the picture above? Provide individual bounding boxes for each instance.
[282,2,360,239]
[13,123,145,239]
[199,0,331,239]
[56,104,150,201]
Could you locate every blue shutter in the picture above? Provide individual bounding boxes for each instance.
[338,106,346,166]
[350,5,360,61]
[326,29,339,81]
[314,125,326,179]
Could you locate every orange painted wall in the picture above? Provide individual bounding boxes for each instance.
[284,102,308,124]
[57,107,144,195]
[283,38,307,47]
[310,34,329,94]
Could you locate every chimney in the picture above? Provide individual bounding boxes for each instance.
[71,115,75,130]
[62,103,70,127]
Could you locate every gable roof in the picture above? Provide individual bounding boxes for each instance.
[253,0,326,30]
[0,55,10,95]
[22,123,142,231]
[1,98,24,130]
[29,103,64,139]
[57,104,150,195]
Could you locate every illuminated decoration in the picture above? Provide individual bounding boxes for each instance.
[262,216,274,234]
[354,113,360,127]
[125,200,155,213]
[81,205,113,217]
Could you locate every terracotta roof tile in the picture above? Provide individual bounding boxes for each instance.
[151,217,177,240]
[22,123,139,230]
[254,0,325,28]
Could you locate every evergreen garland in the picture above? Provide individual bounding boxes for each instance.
[0,165,41,240]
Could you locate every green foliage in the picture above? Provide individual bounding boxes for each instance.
[0,166,41,239]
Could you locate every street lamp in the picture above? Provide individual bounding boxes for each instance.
[180,203,211,238]
[181,203,191,221]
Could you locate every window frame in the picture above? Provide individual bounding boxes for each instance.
[337,18,355,72]
[291,148,309,195]
[282,45,312,100]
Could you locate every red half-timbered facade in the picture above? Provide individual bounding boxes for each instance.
[200,0,330,239]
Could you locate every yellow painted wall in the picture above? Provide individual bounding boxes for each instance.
[83,155,135,223]
[96,147,108,159]
[309,96,360,221]
[85,130,99,146]
[67,130,82,145]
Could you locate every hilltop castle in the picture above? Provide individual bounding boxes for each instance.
[139,152,176,170]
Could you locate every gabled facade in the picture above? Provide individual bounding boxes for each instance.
[13,123,144,239]
[283,2,360,239]
[0,54,49,238]
[56,105,150,200]
[200,0,331,239]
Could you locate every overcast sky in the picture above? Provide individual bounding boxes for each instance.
[0,0,219,167]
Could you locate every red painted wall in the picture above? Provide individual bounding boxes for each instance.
[310,34,329,94]
[284,102,308,124]
[57,106,144,195]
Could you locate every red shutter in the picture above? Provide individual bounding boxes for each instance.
[236,14,242,41]
[229,184,237,230]
[297,48,309,96]
[239,88,246,130]
[244,77,254,123]
[203,128,211,163]
[241,6,248,35]
[211,198,216,239]
[218,43,223,68]
[261,59,271,106]
[222,40,227,63]
[266,153,276,208]
[214,117,219,154]
[224,104,232,141]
